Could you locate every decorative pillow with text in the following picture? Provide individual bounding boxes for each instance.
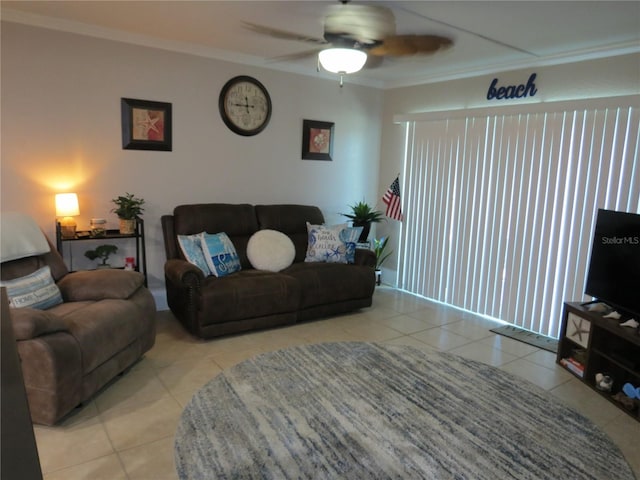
[305,223,351,264]
[0,265,63,310]
[200,232,242,277]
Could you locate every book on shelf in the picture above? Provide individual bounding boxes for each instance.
[560,357,585,377]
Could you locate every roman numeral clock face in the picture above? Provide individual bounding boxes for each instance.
[218,76,272,136]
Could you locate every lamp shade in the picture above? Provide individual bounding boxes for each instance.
[55,193,80,217]
[318,48,367,74]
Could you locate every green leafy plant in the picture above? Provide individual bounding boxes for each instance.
[341,201,384,225]
[341,201,385,243]
[84,244,118,266]
[373,237,392,270]
[111,193,145,220]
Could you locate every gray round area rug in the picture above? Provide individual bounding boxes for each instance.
[174,342,635,479]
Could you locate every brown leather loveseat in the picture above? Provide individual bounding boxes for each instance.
[161,204,376,339]
[0,213,156,425]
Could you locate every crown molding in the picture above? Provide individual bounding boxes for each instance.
[0,9,385,89]
[3,8,637,92]
[381,42,640,90]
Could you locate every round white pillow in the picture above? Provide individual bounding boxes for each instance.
[247,229,296,272]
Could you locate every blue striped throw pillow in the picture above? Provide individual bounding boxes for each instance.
[1,266,63,309]
[177,232,210,274]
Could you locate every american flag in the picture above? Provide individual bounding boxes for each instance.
[382,176,403,221]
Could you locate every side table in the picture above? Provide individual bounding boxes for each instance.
[55,218,147,286]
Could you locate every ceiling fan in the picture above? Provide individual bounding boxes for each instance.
[244,1,453,82]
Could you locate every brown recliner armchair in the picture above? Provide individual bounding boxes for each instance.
[0,213,156,425]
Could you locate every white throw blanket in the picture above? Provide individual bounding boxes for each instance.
[0,212,50,262]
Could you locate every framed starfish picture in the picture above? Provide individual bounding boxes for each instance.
[121,98,172,151]
[566,312,591,349]
[302,119,334,161]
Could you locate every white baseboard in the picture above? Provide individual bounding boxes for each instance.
[150,288,168,311]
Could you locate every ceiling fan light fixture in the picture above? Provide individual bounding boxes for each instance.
[318,48,367,74]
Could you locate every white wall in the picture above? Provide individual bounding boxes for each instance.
[3,20,637,301]
[376,53,640,285]
[1,22,384,304]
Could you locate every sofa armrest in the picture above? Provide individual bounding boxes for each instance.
[10,307,68,341]
[354,248,376,268]
[164,259,205,287]
[57,270,145,302]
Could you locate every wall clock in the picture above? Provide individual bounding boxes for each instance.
[218,76,272,136]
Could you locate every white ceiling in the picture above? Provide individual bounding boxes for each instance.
[2,1,639,88]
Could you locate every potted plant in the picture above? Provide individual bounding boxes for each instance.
[111,193,145,234]
[84,244,118,269]
[373,237,392,286]
[341,201,385,243]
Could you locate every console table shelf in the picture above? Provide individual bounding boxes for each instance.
[557,302,640,421]
[55,219,147,286]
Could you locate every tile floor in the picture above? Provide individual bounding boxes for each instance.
[34,287,640,479]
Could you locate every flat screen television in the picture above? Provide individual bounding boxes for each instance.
[584,208,640,318]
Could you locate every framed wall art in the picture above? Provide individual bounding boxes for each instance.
[121,98,172,151]
[301,119,334,161]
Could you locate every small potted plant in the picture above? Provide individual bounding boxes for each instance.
[373,237,392,286]
[341,201,385,243]
[111,193,145,234]
[84,244,118,269]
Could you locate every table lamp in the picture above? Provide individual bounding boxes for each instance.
[55,193,80,238]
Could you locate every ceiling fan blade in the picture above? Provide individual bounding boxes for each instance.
[324,4,395,44]
[364,55,384,69]
[368,35,453,57]
[242,22,327,46]
[268,48,323,63]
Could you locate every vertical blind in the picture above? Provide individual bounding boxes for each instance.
[398,98,639,338]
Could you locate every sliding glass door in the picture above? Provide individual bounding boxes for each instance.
[398,97,639,338]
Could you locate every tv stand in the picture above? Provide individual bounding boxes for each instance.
[580,299,604,307]
[557,302,640,421]
[580,300,612,314]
